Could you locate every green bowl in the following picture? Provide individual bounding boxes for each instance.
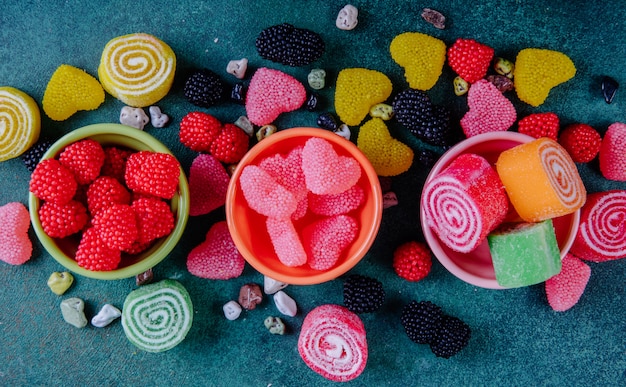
[28,123,190,280]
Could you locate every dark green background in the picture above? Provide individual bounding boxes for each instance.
[1,1,625,385]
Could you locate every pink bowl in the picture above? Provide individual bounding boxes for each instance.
[420,131,581,289]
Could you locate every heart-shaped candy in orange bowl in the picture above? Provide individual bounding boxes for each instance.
[226,127,383,285]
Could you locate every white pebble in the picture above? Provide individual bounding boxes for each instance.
[334,124,351,140]
[234,115,255,136]
[264,275,288,294]
[149,106,170,128]
[223,300,242,321]
[91,304,122,328]
[273,290,297,317]
[120,106,149,130]
[336,4,359,30]
[226,58,248,79]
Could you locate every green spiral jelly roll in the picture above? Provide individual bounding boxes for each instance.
[121,279,193,353]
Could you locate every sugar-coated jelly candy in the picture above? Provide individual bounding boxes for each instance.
[488,219,562,288]
[496,137,586,222]
[421,153,509,253]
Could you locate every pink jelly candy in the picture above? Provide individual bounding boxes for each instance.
[298,304,368,382]
[187,221,245,279]
[259,145,307,200]
[239,165,298,218]
[0,202,32,265]
[599,122,626,181]
[245,67,307,126]
[266,217,307,267]
[545,253,591,312]
[189,154,231,216]
[460,79,517,137]
[302,214,358,271]
[421,153,509,253]
[302,137,361,195]
[570,190,626,262]
[308,184,365,216]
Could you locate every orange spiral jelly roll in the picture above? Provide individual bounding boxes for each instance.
[496,138,586,222]
[98,33,176,107]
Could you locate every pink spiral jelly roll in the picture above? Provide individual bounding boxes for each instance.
[570,190,626,262]
[496,137,586,222]
[421,153,509,253]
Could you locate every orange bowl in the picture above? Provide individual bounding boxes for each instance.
[420,131,580,289]
[226,127,383,285]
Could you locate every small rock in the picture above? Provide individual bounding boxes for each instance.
[369,103,394,120]
[602,76,619,104]
[264,316,286,335]
[264,275,288,294]
[135,268,154,286]
[494,57,515,79]
[453,76,469,96]
[223,300,242,321]
[91,304,122,328]
[230,83,246,104]
[317,112,339,131]
[238,283,263,310]
[336,5,359,30]
[378,176,392,193]
[306,93,319,111]
[47,272,73,295]
[226,58,248,79]
[334,124,351,140]
[234,115,255,136]
[273,290,297,317]
[60,297,88,328]
[256,125,277,142]
[486,74,514,93]
[120,106,149,130]
[383,192,399,209]
[148,106,169,128]
[421,8,446,29]
[307,68,326,90]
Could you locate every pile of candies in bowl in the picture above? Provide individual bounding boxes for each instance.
[226,127,383,285]
[420,131,582,289]
[28,123,189,280]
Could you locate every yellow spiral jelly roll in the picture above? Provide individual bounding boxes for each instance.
[496,137,586,222]
[98,33,176,107]
[0,87,40,162]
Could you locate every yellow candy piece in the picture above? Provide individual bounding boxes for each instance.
[513,48,576,107]
[357,118,413,176]
[390,32,446,90]
[0,86,41,161]
[42,64,105,121]
[496,137,586,222]
[335,68,392,126]
[98,33,176,107]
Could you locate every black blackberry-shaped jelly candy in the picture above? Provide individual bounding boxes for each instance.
[401,300,443,344]
[343,275,385,314]
[429,314,471,359]
[393,89,454,147]
[183,69,225,108]
[317,112,339,131]
[255,23,325,67]
[21,139,53,172]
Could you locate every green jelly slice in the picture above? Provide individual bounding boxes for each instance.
[488,219,562,288]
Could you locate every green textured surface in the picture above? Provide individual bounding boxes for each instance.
[489,220,561,288]
[1,1,625,386]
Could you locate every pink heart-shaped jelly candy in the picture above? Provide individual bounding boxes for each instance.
[189,154,231,216]
[0,202,32,265]
[259,145,307,200]
[302,214,358,271]
[460,79,517,137]
[187,221,245,279]
[245,67,307,126]
[302,137,362,195]
[239,165,298,218]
